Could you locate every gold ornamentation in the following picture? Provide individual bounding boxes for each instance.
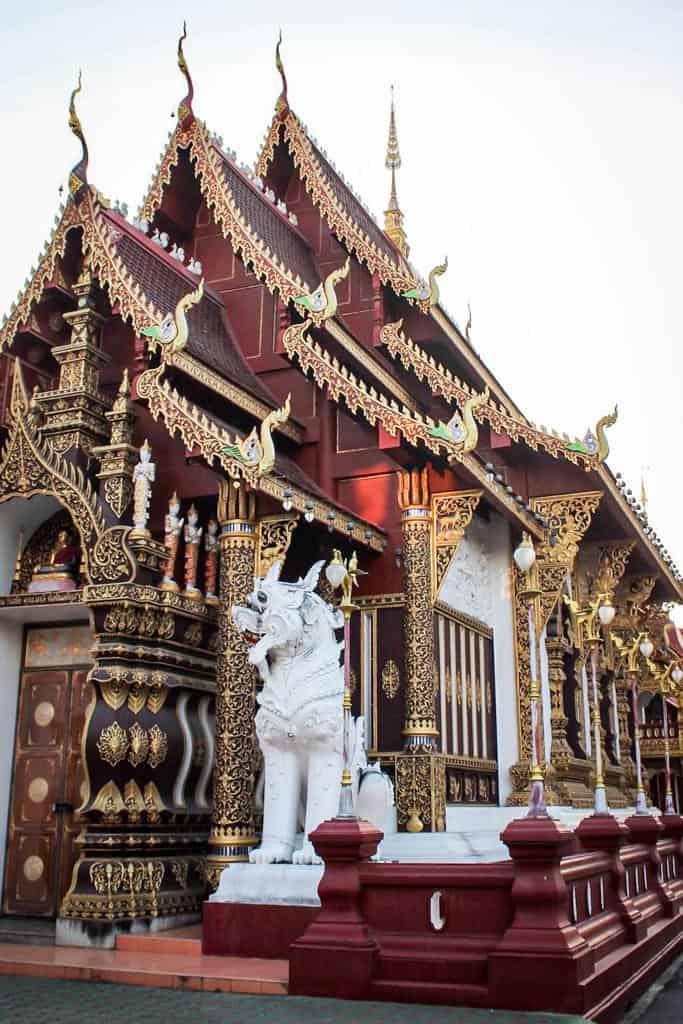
[381,660,400,700]
[143,781,165,822]
[141,279,205,356]
[398,476,438,748]
[256,112,419,296]
[136,360,383,548]
[531,492,603,567]
[91,780,126,819]
[34,701,55,727]
[103,477,133,519]
[380,319,601,469]
[171,860,189,888]
[184,621,202,647]
[123,779,146,821]
[207,484,259,876]
[89,527,136,585]
[431,490,482,596]
[0,367,106,580]
[147,725,168,769]
[402,258,448,312]
[429,388,488,456]
[141,119,312,304]
[97,722,129,766]
[293,257,350,324]
[28,777,49,804]
[256,515,298,577]
[23,855,45,882]
[222,395,291,477]
[128,723,149,767]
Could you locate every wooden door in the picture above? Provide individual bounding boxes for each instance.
[3,624,93,917]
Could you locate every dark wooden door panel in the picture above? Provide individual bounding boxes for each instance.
[4,832,57,916]
[10,753,60,829]
[3,626,92,917]
[19,672,68,749]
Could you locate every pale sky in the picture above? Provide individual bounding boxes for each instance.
[2,2,682,602]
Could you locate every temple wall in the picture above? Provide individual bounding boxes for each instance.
[0,495,60,887]
[436,511,518,803]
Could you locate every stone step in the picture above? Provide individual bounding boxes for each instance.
[0,940,288,994]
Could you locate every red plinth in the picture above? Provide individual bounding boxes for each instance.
[202,901,317,958]
[488,815,594,1014]
[288,816,382,1000]
[576,813,645,943]
[628,814,682,919]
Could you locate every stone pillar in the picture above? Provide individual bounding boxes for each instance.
[398,469,438,752]
[205,480,258,889]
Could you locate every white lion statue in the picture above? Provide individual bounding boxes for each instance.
[233,559,393,865]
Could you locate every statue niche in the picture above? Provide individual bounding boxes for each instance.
[28,527,80,592]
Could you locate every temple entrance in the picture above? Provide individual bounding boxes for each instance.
[2,624,93,917]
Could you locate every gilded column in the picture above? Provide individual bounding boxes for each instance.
[398,469,438,752]
[545,610,573,766]
[206,480,258,888]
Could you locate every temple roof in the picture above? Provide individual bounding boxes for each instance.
[106,209,278,409]
[257,113,418,296]
[139,120,321,305]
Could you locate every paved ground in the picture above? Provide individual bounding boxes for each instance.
[0,976,583,1023]
[623,952,683,1024]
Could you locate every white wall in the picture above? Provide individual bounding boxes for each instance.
[437,511,518,804]
[0,496,61,889]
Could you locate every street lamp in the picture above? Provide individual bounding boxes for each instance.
[564,591,615,815]
[645,657,682,815]
[614,631,654,814]
[513,533,547,817]
[325,550,363,818]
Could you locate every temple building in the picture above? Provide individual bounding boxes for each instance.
[0,30,681,962]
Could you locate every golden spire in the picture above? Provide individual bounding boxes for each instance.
[68,70,89,202]
[383,86,409,258]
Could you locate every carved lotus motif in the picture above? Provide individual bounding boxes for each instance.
[96,721,129,766]
[147,725,168,768]
[128,722,149,767]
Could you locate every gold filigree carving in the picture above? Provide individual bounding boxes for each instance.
[381,659,400,700]
[256,113,419,297]
[97,722,129,766]
[431,490,482,596]
[0,367,106,579]
[256,515,298,577]
[381,320,600,469]
[147,725,168,769]
[91,780,126,819]
[128,723,150,767]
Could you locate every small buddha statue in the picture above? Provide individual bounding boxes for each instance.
[29,529,79,593]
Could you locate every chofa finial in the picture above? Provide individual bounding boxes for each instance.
[68,70,89,202]
[176,21,195,129]
[275,30,289,120]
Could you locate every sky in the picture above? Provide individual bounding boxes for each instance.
[1,1,682,612]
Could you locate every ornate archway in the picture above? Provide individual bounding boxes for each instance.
[0,366,106,580]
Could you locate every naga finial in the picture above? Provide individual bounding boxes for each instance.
[177,21,195,129]
[429,385,489,457]
[402,257,447,310]
[141,278,205,356]
[222,394,291,478]
[293,257,350,324]
[275,30,289,120]
[465,302,472,341]
[68,70,89,202]
[595,404,618,463]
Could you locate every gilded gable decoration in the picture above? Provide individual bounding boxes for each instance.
[256,515,299,577]
[431,490,483,596]
[176,22,195,130]
[0,366,106,580]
